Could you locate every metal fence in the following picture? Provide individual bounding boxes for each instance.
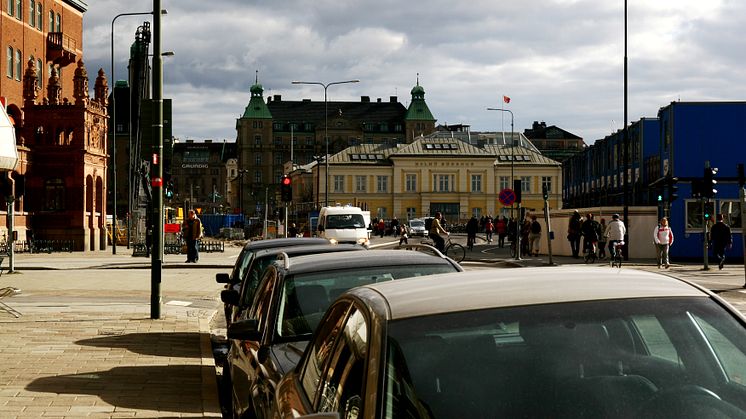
[0,240,75,254]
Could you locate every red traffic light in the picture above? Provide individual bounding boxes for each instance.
[281,176,291,186]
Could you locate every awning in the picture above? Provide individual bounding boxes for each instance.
[0,105,18,171]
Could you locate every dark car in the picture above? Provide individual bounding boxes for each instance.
[220,243,365,324]
[225,250,462,419]
[273,267,746,419]
[215,238,331,324]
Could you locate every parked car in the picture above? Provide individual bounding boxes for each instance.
[215,238,331,324]
[225,250,463,419]
[408,218,427,236]
[273,267,746,419]
[220,243,365,324]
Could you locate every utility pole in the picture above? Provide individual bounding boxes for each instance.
[738,163,745,287]
[150,0,164,319]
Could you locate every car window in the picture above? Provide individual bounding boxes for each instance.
[231,250,254,283]
[693,313,746,387]
[301,302,351,405]
[248,268,277,334]
[317,308,368,419]
[240,256,276,307]
[384,297,746,418]
[276,264,456,340]
[327,214,366,229]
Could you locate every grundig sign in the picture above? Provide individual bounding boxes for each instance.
[181,163,209,169]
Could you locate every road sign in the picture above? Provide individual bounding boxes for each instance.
[499,188,516,206]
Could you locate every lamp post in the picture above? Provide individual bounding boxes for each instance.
[487,107,519,260]
[150,0,165,319]
[111,9,167,255]
[292,79,359,207]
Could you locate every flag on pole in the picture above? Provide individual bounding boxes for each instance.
[503,95,511,104]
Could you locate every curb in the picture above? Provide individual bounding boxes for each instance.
[199,309,223,417]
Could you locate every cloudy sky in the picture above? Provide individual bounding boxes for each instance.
[81,0,746,144]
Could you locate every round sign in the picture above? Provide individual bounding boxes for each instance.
[499,188,516,206]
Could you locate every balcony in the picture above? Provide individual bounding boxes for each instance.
[46,32,78,67]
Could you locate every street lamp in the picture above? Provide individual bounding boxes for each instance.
[110,8,167,255]
[292,79,359,207]
[487,107,519,260]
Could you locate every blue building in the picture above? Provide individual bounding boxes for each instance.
[563,101,745,260]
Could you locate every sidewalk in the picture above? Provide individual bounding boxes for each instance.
[0,247,241,418]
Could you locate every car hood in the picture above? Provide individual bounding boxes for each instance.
[270,341,309,375]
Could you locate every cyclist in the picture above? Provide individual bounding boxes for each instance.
[580,213,601,259]
[429,211,449,253]
[605,213,627,260]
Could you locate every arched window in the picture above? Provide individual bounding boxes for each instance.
[15,49,22,81]
[36,58,42,89]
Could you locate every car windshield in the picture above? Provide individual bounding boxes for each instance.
[275,265,456,341]
[384,297,746,418]
[326,214,366,229]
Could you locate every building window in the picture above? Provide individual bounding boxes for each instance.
[333,175,344,193]
[254,170,262,183]
[8,0,13,17]
[29,0,35,26]
[15,0,21,19]
[6,47,13,79]
[719,200,742,230]
[520,176,531,193]
[274,153,283,166]
[471,174,482,193]
[254,135,261,145]
[433,174,454,192]
[377,207,387,219]
[405,174,417,192]
[499,176,509,191]
[541,176,552,196]
[254,154,261,166]
[15,49,22,81]
[274,136,282,146]
[36,2,41,30]
[472,207,482,218]
[49,10,54,32]
[355,176,366,193]
[55,12,61,31]
[36,58,42,89]
[406,207,416,219]
[44,178,65,211]
[376,176,388,193]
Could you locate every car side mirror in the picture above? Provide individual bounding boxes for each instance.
[215,273,230,284]
[220,289,240,306]
[227,318,261,341]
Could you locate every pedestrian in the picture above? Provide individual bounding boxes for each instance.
[428,211,449,252]
[654,217,674,269]
[378,218,385,238]
[521,218,531,257]
[391,217,400,237]
[597,218,608,259]
[183,209,202,263]
[466,216,479,250]
[399,223,409,245]
[507,217,517,248]
[288,223,299,238]
[496,217,507,248]
[710,214,732,270]
[605,213,627,260]
[484,216,494,244]
[568,210,582,258]
[528,215,542,257]
[580,213,601,258]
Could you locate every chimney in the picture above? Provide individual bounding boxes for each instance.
[361,96,370,103]
[274,94,281,102]
[390,96,397,103]
[532,121,540,130]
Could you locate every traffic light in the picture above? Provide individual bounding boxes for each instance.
[165,181,174,199]
[703,166,718,198]
[542,184,549,201]
[280,175,292,202]
[704,202,714,221]
[513,179,522,203]
[667,176,679,202]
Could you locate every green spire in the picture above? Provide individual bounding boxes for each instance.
[242,70,272,119]
[405,73,435,121]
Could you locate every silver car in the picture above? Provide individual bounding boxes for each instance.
[408,218,427,236]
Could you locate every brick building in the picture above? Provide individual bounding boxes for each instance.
[0,1,110,251]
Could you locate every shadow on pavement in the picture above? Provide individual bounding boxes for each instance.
[26,365,217,414]
[75,332,202,358]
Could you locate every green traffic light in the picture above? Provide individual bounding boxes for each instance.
[657,195,663,202]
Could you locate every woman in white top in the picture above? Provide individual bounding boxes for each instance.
[605,214,627,259]
[653,217,674,268]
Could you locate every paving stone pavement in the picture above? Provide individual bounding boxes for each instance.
[0,247,241,418]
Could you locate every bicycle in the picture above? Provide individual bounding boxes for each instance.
[584,241,598,264]
[420,236,466,263]
[610,241,625,268]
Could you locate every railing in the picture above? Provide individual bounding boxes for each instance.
[0,240,76,254]
[133,239,225,257]
[46,32,78,52]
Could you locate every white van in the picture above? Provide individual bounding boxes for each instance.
[317,205,370,247]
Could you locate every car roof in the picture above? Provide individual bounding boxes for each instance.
[242,237,330,251]
[354,267,708,320]
[279,250,459,274]
[252,243,364,259]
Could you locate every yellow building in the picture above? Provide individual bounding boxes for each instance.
[307,131,562,223]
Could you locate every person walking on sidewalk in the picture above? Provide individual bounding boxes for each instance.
[568,210,582,258]
[528,215,542,257]
[183,209,202,263]
[605,213,627,260]
[654,217,674,269]
[597,218,608,259]
[710,214,732,270]
[496,216,507,248]
[484,216,494,244]
[466,216,479,250]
